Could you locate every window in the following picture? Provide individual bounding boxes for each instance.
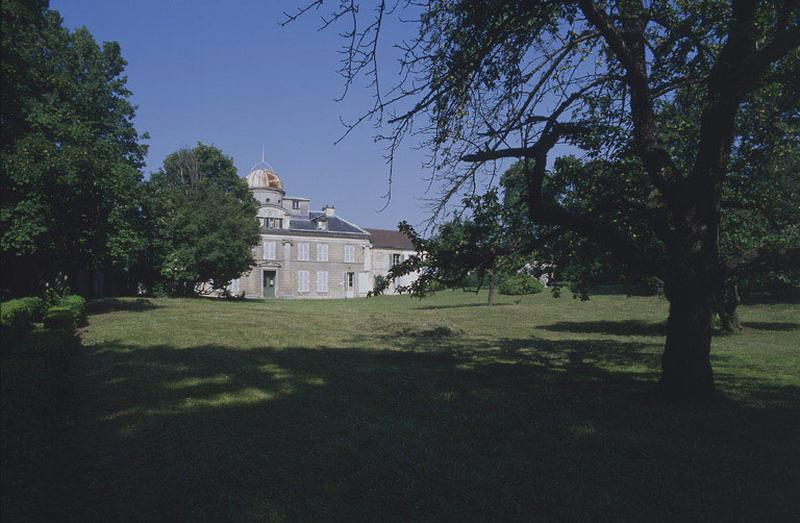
[317,244,328,262]
[347,272,354,288]
[344,245,355,263]
[392,253,404,266]
[297,243,309,261]
[298,271,309,292]
[260,217,282,229]
[263,241,276,260]
[317,219,327,231]
[292,200,300,209]
[316,271,328,293]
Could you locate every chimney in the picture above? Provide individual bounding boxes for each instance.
[323,204,335,217]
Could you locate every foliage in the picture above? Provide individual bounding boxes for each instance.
[296,0,800,399]
[1,298,36,339]
[497,274,544,296]
[43,306,77,330]
[379,189,534,299]
[1,0,148,296]
[58,295,87,325]
[43,287,71,310]
[144,144,260,296]
[15,297,46,322]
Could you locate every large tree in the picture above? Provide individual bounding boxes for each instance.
[1,0,148,296]
[145,144,259,296]
[291,0,800,400]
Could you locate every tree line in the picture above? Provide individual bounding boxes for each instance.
[1,0,258,299]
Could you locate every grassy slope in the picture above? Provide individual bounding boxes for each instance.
[4,291,800,521]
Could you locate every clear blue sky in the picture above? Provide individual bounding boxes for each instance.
[52,0,436,229]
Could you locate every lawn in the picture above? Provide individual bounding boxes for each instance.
[3,290,799,521]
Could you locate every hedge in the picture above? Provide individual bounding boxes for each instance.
[58,295,87,325]
[19,297,47,322]
[1,299,37,339]
[43,306,78,331]
[498,274,545,296]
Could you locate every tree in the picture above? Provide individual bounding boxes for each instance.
[290,0,800,400]
[388,190,530,305]
[1,0,148,296]
[145,144,259,296]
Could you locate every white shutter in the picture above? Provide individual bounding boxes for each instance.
[298,271,309,292]
[344,245,354,263]
[317,271,328,292]
[317,244,328,262]
[263,241,276,260]
[357,272,369,293]
[298,243,309,261]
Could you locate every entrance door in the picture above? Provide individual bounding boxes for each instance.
[345,272,355,298]
[263,270,277,298]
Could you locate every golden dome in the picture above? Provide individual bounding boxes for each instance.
[246,161,283,191]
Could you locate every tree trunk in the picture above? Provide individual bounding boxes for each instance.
[660,284,716,401]
[717,280,743,334]
[487,270,495,306]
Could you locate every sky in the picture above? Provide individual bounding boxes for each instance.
[51,0,438,230]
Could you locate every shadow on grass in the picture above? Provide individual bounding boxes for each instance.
[5,309,800,522]
[740,288,800,305]
[744,321,800,331]
[4,329,786,522]
[538,319,666,337]
[87,298,161,315]
[537,319,799,338]
[415,302,514,310]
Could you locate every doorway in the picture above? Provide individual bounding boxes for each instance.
[345,272,355,298]
[263,270,277,298]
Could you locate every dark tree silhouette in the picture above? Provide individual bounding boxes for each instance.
[287,1,800,400]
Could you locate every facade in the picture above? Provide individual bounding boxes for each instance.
[230,160,417,299]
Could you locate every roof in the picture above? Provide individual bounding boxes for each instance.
[269,211,368,235]
[366,228,415,250]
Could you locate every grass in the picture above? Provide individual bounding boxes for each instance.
[2,290,799,521]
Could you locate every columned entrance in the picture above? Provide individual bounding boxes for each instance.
[263,270,277,298]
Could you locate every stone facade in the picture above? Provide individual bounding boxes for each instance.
[228,160,417,299]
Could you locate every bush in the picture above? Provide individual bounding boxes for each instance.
[58,295,86,324]
[43,306,77,331]
[19,297,46,322]
[1,298,37,339]
[498,274,545,295]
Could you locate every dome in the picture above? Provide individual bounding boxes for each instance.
[246,161,283,191]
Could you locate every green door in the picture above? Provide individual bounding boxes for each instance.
[263,270,276,298]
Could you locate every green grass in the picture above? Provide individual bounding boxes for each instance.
[3,291,799,521]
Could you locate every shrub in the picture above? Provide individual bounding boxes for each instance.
[58,295,87,325]
[43,287,70,309]
[18,297,46,322]
[498,274,545,295]
[43,306,77,331]
[1,299,37,339]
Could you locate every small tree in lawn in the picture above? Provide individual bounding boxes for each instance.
[380,189,532,306]
[145,144,259,296]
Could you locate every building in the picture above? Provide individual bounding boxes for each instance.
[229,159,417,299]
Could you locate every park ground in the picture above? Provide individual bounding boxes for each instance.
[2,290,799,521]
